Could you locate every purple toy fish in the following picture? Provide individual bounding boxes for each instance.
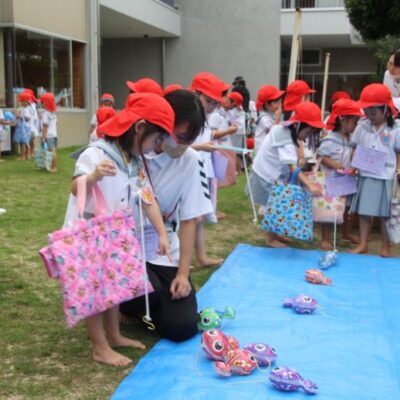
[243,343,277,367]
[269,366,318,394]
[282,294,318,314]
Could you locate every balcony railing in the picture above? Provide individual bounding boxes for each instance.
[282,0,345,8]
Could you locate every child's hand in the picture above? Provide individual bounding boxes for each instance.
[170,274,192,300]
[308,183,322,196]
[201,141,216,152]
[228,124,238,134]
[298,157,307,168]
[157,234,172,262]
[396,168,400,176]
[92,160,117,182]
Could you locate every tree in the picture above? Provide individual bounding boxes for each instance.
[344,0,400,41]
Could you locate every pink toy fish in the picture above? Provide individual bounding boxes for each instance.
[214,348,258,376]
[201,329,239,361]
[305,268,332,285]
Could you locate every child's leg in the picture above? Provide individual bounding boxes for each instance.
[195,216,223,267]
[0,141,3,161]
[50,149,58,173]
[320,223,333,250]
[25,143,30,160]
[104,305,145,349]
[29,137,34,159]
[266,231,288,248]
[17,144,23,160]
[86,312,132,367]
[341,208,360,243]
[350,215,371,254]
[379,217,391,258]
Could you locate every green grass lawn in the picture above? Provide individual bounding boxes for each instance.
[0,148,398,399]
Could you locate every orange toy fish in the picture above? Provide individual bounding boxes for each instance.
[304,268,332,286]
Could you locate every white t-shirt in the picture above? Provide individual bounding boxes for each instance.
[317,130,352,173]
[252,124,298,183]
[351,119,400,180]
[192,121,215,178]
[90,114,97,128]
[383,70,400,98]
[63,143,143,226]
[145,148,213,267]
[208,107,232,146]
[41,111,57,138]
[29,103,39,137]
[228,107,246,135]
[254,111,275,154]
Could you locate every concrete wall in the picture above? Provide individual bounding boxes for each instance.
[100,38,163,109]
[165,0,281,98]
[57,111,90,147]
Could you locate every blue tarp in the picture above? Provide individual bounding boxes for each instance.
[112,244,400,400]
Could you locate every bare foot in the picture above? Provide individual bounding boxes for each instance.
[195,257,224,268]
[350,245,368,254]
[342,234,360,244]
[277,235,293,243]
[93,346,133,367]
[216,211,226,220]
[320,240,333,251]
[107,334,146,350]
[380,247,392,258]
[266,239,288,248]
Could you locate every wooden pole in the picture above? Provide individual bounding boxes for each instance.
[321,52,331,120]
[288,8,302,84]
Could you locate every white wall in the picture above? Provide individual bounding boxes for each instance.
[165,0,281,98]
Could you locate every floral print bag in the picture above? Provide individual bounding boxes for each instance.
[261,168,314,241]
[39,176,153,327]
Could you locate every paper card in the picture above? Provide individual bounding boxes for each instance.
[351,145,387,175]
[137,225,159,261]
[325,175,357,197]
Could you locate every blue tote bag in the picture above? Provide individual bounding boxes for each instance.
[261,168,314,241]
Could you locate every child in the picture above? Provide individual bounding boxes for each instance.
[40,93,58,173]
[65,93,174,366]
[317,98,363,250]
[254,85,285,154]
[121,89,212,342]
[24,89,39,159]
[0,110,14,161]
[248,102,323,248]
[321,91,352,137]
[350,83,400,257]
[89,106,116,143]
[89,93,115,136]
[13,92,32,160]
[190,72,228,266]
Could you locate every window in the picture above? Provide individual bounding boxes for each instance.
[1,28,85,108]
[300,50,321,66]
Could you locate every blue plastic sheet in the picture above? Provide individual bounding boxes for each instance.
[112,244,400,400]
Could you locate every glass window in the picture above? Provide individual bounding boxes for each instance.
[52,38,72,107]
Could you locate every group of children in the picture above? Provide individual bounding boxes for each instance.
[32,70,398,368]
[0,90,58,172]
[249,79,400,258]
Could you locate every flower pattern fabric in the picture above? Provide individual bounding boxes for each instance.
[39,209,153,327]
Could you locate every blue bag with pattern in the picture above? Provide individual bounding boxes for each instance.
[261,168,314,241]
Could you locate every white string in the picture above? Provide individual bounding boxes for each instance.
[138,194,152,327]
[242,152,258,224]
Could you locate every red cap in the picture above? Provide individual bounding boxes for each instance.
[98,92,175,139]
[40,93,57,112]
[164,84,183,96]
[326,99,363,130]
[289,102,325,129]
[18,91,32,103]
[96,107,116,138]
[357,83,398,116]
[256,85,285,111]
[227,92,243,108]
[189,72,227,103]
[331,91,351,104]
[23,89,37,103]
[100,93,115,104]
[126,78,163,96]
[284,80,316,112]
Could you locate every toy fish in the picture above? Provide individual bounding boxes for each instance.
[197,306,236,331]
[214,348,258,377]
[201,329,239,361]
[305,268,332,285]
[283,294,318,314]
[319,251,337,269]
[243,343,277,367]
[269,366,318,394]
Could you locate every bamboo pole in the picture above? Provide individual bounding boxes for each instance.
[288,8,302,84]
[321,52,331,120]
